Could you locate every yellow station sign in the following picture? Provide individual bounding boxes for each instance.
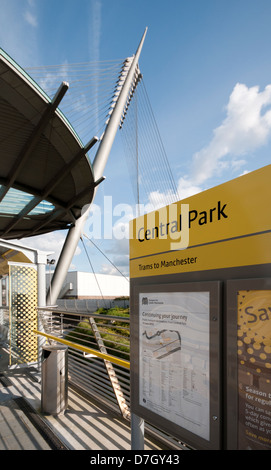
[129,164,271,278]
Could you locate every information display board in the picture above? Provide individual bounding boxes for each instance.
[130,164,271,449]
[130,281,221,450]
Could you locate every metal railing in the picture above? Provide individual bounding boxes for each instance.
[36,306,187,450]
[37,306,131,419]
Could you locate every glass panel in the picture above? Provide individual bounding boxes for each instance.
[0,187,54,215]
[29,200,55,215]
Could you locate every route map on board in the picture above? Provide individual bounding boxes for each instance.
[139,291,210,440]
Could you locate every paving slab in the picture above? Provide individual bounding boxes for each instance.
[0,345,165,451]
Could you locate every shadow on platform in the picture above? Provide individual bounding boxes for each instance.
[0,344,165,452]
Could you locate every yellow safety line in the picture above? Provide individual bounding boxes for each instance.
[33,330,130,369]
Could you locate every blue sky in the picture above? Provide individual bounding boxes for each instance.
[1,0,271,278]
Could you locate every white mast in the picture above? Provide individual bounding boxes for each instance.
[47,28,147,305]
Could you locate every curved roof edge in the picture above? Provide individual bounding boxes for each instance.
[0,48,98,239]
[0,48,90,157]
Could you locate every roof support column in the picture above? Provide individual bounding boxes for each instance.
[36,251,47,370]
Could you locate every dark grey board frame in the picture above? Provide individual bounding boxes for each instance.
[130,263,271,450]
[226,277,271,450]
[130,279,222,450]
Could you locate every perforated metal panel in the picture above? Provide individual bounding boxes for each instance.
[9,263,38,365]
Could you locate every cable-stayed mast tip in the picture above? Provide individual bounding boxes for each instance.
[135,27,148,57]
[142,27,148,40]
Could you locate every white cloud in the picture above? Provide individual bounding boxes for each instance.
[100,263,118,275]
[145,191,171,210]
[93,237,130,277]
[88,0,102,129]
[12,80,271,275]
[239,169,251,177]
[143,176,202,210]
[20,231,81,263]
[24,10,38,28]
[192,83,271,185]
[0,0,39,65]
[138,82,271,208]
[89,0,102,61]
[24,0,38,27]
[176,177,202,200]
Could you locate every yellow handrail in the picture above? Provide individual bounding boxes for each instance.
[33,330,130,369]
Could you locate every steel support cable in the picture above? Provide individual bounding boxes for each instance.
[56,81,120,105]
[76,109,113,143]
[136,118,167,201]
[121,79,179,208]
[82,233,129,282]
[45,66,123,78]
[137,89,167,189]
[65,94,113,121]
[80,236,107,307]
[136,88,175,202]
[121,125,139,204]
[58,69,123,84]
[121,89,159,202]
[121,106,154,206]
[39,81,117,99]
[137,87,176,201]
[120,100,151,206]
[65,101,110,131]
[60,94,114,122]
[29,72,120,85]
[25,58,177,209]
[26,58,124,70]
[59,81,115,99]
[141,81,179,201]
[26,62,124,88]
[61,81,118,95]
[25,59,126,145]
[121,90,170,208]
[25,64,123,85]
[60,86,115,110]
[123,123,144,205]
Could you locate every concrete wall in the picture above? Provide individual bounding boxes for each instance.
[46,270,129,299]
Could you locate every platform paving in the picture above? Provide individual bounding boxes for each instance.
[0,345,165,451]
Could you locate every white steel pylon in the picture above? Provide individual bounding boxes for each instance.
[47,28,147,305]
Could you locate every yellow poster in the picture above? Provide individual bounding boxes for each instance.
[237,290,271,449]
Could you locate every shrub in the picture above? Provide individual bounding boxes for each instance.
[65,307,130,360]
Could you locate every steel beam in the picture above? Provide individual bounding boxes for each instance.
[0,137,98,237]
[0,82,69,203]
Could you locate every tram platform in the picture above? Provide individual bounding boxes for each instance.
[0,345,164,452]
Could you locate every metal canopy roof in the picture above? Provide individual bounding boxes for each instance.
[0,48,98,240]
